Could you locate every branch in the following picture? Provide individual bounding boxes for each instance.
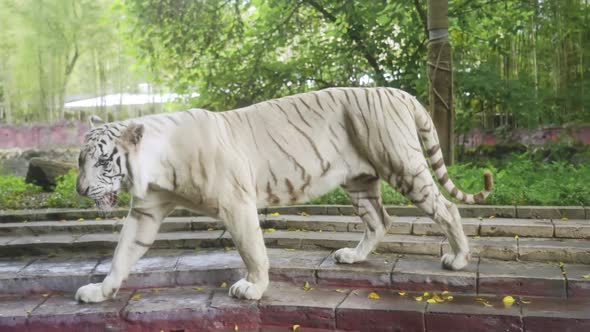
[302,0,386,85]
[413,0,428,38]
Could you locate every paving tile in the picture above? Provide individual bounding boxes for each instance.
[317,253,397,288]
[379,235,443,256]
[336,288,426,332]
[74,232,119,249]
[522,297,590,332]
[459,205,517,218]
[266,206,327,216]
[93,252,181,289]
[556,206,587,220]
[153,230,224,249]
[442,236,518,260]
[425,294,523,332]
[267,248,328,284]
[480,218,553,238]
[325,205,355,216]
[563,263,590,298]
[0,294,45,331]
[478,259,565,297]
[187,216,224,231]
[518,238,590,263]
[517,206,562,219]
[13,257,99,294]
[260,281,347,330]
[348,216,414,235]
[175,249,245,286]
[391,255,477,293]
[27,291,132,332]
[4,234,78,255]
[123,287,213,332]
[263,230,360,251]
[267,215,353,232]
[210,289,261,331]
[554,219,590,239]
[412,217,479,236]
[158,218,192,232]
[385,205,426,217]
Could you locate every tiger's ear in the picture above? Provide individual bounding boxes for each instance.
[89,115,105,128]
[119,123,144,150]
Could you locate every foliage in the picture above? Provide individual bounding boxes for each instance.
[46,169,131,208]
[121,0,589,132]
[0,175,42,209]
[311,156,590,206]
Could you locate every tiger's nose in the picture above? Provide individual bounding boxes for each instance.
[76,179,90,196]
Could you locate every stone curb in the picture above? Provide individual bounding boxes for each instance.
[2,215,590,239]
[1,283,589,332]
[1,249,588,298]
[2,229,590,263]
[0,204,588,222]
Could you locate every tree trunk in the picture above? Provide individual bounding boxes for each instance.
[427,0,454,164]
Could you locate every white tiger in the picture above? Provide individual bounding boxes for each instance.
[74,87,493,303]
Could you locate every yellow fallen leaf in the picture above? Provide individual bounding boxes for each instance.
[131,294,142,301]
[559,262,565,268]
[502,296,515,305]
[207,228,214,231]
[298,212,309,216]
[335,289,349,293]
[303,281,313,291]
[514,235,519,240]
[264,228,276,233]
[426,299,436,304]
[77,218,85,222]
[582,275,590,279]
[446,295,454,301]
[368,292,380,300]
[442,290,449,295]
[398,291,407,296]
[521,299,532,304]
[473,236,481,239]
[475,297,493,307]
[293,325,300,331]
[489,215,496,219]
[561,217,569,221]
[194,287,204,291]
[95,217,102,221]
[423,292,430,298]
[268,212,280,216]
[220,282,228,288]
[432,293,445,303]
[414,296,423,302]
[285,248,296,251]
[225,246,235,251]
[152,288,161,292]
[60,219,67,223]
[41,293,49,298]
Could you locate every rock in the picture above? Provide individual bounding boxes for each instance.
[25,158,76,191]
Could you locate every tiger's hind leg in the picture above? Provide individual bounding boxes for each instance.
[334,175,394,264]
[393,164,470,270]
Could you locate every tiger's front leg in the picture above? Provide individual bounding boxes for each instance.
[221,202,269,300]
[75,201,173,303]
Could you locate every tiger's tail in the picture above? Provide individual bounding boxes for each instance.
[412,99,493,204]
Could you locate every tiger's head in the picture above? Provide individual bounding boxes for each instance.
[76,116,144,210]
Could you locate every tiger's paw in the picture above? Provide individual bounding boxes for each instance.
[334,248,364,264]
[75,283,108,303]
[229,279,264,300]
[441,253,469,271]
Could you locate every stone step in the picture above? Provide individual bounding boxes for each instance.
[2,227,590,264]
[1,281,589,332]
[1,204,587,223]
[1,249,588,299]
[1,214,589,239]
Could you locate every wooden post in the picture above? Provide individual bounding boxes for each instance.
[427,0,454,164]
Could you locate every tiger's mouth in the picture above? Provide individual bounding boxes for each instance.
[95,192,118,211]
